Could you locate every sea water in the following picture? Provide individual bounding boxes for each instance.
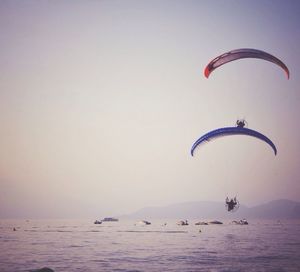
[0,219,299,272]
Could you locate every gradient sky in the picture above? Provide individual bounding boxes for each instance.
[1,0,300,218]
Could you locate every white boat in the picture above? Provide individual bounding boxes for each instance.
[232,219,249,225]
[195,221,208,225]
[177,220,189,226]
[136,220,151,225]
[94,220,102,224]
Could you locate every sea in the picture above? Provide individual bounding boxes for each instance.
[0,219,299,272]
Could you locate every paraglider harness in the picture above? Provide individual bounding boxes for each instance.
[225,197,239,212]
[236,119,246,128]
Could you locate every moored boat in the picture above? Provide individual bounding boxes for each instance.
[208,220,223,225]
[195,221,208,225]
[177,220,189,226]
[136,220,151,225]
[102,217,119,222]
[232,219,249,225]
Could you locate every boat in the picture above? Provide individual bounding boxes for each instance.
[177,220,189,226]
[232,219,249,225]
[195,221,208,225]
[208,220,223,225]
[94,220,102,224]
[102,217,119,222]
[136,220,151,225]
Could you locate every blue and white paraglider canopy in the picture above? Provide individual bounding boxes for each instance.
[191,121,277,156]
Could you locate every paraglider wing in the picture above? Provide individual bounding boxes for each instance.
[204,48,289,79]
[191,127,277,156]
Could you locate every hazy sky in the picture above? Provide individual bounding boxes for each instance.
[1,0,300,218]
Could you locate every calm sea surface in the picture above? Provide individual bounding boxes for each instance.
[0,219,299,272]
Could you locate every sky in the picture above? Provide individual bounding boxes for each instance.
[0,0,300,219]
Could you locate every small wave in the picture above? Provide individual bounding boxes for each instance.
[2,239,18,243]
[24,230,74,233]
[90,259,108,263]
[113,269,142,272]
[117,230,188,233]
[247,255,287,261]
[69,245,84,248]
[45,230,73,233]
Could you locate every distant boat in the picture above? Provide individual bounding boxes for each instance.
[232,219,249,225]
[136,220,151,225]
[177,220,189,226]
[102,217,119,222]
[195,221,208,225]
[94,220,102,224]
[208,220,223,225]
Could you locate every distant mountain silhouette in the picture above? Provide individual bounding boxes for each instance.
[241,199,300,219]
[121,199,300,220]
